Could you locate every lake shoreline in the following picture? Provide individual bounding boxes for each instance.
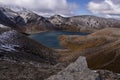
[29,31,89,49]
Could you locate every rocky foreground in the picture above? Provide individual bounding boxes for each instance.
[47,56,120,80]
[0,28,120,80]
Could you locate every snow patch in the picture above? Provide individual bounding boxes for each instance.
[0,5,33,23]
[0,44,19,52]
[0,24,10,29]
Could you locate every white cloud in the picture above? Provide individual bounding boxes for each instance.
[106,14,120,19]
[0,0,78,16]
[88,0,120,19]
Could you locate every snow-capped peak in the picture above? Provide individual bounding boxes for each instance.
[0,4,30,12]
[0,4,34,22]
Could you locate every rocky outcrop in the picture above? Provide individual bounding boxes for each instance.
[96,70,120,80]
[46,56,120,80]
[47,56,120,80]
[46,56,99,80]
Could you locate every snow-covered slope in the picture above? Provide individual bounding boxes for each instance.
[0,30,57,63]
[0,6,54,34]
[0,5,120,33]
[49,15,120,32]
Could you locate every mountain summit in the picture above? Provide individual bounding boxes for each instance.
[0,6,54,34]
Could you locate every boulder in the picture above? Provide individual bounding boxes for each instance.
[46,56,99,80]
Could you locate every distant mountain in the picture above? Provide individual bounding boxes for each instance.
[0,6,120,34]
[0,6,54,34]
[49,15,120,32]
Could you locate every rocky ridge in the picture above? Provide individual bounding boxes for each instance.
[0,7,53,34]
[49,15,120,32]
[0,6,120,34]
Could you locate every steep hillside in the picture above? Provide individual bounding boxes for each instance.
[0,30,59,63]
[58,28,120,73]
[0,30,61,80]
[0,7,54,34]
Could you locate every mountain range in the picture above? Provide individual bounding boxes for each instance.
[0,6,120,34]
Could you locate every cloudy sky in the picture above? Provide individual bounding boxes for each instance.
[0,0,120,18]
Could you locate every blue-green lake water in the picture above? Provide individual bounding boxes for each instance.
[29,31,89,48]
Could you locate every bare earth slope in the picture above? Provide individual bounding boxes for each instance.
[59,28,120,73]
